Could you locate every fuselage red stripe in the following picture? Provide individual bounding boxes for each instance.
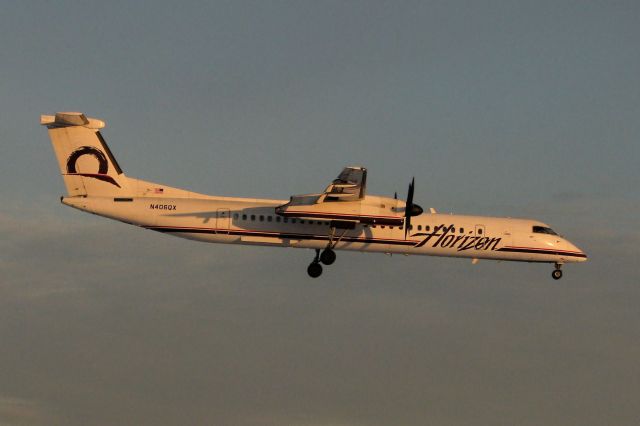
[145,225,417,245]
[144,225,586,259]
[498,246,586,258]
[278,210,402,220]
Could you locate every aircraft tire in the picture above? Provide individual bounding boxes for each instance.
[307,262,323,278]
[552,269,563,280]
[320,248,336,265]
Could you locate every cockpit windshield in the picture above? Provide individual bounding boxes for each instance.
[533,226,558,235]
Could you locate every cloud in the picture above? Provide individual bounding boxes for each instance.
[1,202,639,425]
[0,396,53,426]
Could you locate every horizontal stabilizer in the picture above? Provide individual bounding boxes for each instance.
[40,112,105,129]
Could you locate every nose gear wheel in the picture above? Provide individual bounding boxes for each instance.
[552,263,563,280]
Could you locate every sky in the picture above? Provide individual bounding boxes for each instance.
[1,1,639,425]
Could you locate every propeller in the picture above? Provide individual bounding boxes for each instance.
[404,177,423,239]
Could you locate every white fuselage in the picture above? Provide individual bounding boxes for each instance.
[41,111,587,279]
[63,194,587,265]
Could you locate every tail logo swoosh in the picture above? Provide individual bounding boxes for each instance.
[65,146,120,187]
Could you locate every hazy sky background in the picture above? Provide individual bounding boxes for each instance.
[1,1,639,425]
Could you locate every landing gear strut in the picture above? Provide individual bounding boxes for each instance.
[552,263,563,280]
[306,225,348,277]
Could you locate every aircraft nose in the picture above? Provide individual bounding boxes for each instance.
[566,240,588,262]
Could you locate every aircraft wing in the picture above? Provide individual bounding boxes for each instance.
[317,166,367,202]
[275,166,404,226]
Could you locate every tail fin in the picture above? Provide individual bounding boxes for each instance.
[41,112,130,197]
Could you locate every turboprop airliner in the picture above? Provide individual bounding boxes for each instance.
[42,112,587,279]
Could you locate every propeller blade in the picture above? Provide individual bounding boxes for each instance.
[406,177,415,214]
[404,177,415,239]
[405,214,411,239]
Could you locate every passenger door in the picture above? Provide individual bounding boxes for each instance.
[216,208,230,234]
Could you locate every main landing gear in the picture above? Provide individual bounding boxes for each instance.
[320,248,336,265]
[307,250,323,278]
[306,226,345,278]
[552,263,563,280]
[307,248,336,278]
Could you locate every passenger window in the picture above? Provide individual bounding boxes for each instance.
[418,225,422,231]
[409,225,413,230]
[267,216,272,222]
[233,213,239,220]
[292,219,297,224]
[381,225,386,229]
[242,214,247,220]
[478,228,483,235]
[259,215,264,222]
[283,217,288,223]
[250,215,255,221]
[460,227,464,234]
[276,216,281,222]
[426,225,430,231]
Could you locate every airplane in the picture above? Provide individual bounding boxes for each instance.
[41,111,587,279]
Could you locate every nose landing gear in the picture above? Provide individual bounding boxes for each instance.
[552,263,563,280]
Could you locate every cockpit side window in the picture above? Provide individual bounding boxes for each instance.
[533,226,558,235]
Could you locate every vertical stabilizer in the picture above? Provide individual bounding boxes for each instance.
[41,112,130,196]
